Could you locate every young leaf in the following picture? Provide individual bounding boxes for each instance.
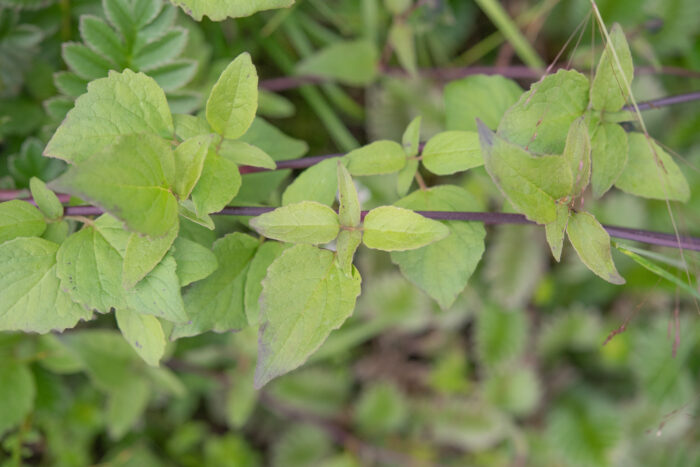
[45,69,174,163]
[29,177,63,220]
[0,199,46,244]
[219,139,276,169]
[562,118,591,197]
[336,230,362,275]
[544,204,570,262]
[190,149,241,216]
[344,140,406,176]
[0,362,35,437]
[478,121,572,224]
[173,113,211,140]
[171,236,218,287]
[173,134,213,200]
[363,206,449,251]
[282,158,339,206]
[172,233,258,339]
[122,222,179,289]
[250,201,340,245]
[396,159,419,197]
[421,131,482,175]
[590,122,628,198]
[115,309,166,366]
[497,70,589,154]
[567,211,625,284]
[402,116,421,157]
[337,162,361,228]
[255,245,362,388]
[590,23,633,112]
[171,0,294,21]
[390,186,486,309]
[295,39,378,86]
[614,132,689,202]
[125,254,187,323]
[445,74,523,131]
[206,53,258,140]
[52,133,178,238]
[244,241,289,326]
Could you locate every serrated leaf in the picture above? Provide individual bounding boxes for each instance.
[282,158,339,206]
[103,0,134,41]
[562,117,591,197]
[567,211,624,284]
[255,245,361,388]
[421,131,482,175]
[219,139,276,169]
[171,236,218,286]
[133,27,188,69]
[206,52,258,140]
[29,177,63,220]
[363,206,449,251]
[122,222,178,289]
[497,70,589,154]
[344,140,406,176]
[115,308,166,366]
[614,132,689,202]
[244,241,288,326]
[171,0,294,21]
[478,121,572,224]
[0,237,93,333]
[79,15,125,66]
[147,59,197,91]
[250,201,339,245]
[0,199,46,244]
[590,122,628,198]
[295,39,378,86]
[45,69,174,164]
[337,162,360,228]
[62,42,113,80]
[190,148,241,216]
[590,23,633,112]
[391,186,486,309]
[544,204,569,262]
[0,362,35,437]
[445,74,522,131]
[52,133,178,238]
[173,134,213,199]
[172,233,258,338]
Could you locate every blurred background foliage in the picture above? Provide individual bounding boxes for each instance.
[1,0,699,465]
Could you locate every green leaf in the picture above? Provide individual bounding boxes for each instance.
[476,305,528,368]
[53,71,88,98]
[191,148,241,216]
[147,59,197,91]
[8,137,65,188]
[590,122,628,198]
[388,22,416,75]
[544,204,569,262]
[282,158,339,206]
[219,139,276,169]
[52,133,178,238]
[244,241,289,326]
[0,237,93,333]
[115,309,166,366]
[354,382,408,436]
[206,53,258,140]
[171,0,294,21]
[590,23,633,112]
[0,362,35,437]
[390,186,486,309]
[614,132,689,202]
[122,222,179,289]
[255,245,362,387]
[62,42,113,80]
[336,230,362,276]
[562,117,591,197]
[173,113,211,140]
[0,199,46,244]
[250,201,340,245]
[421,131,482,175]
[178,200,215,230]
[497,70,589,154]
[343,140,406,176]
[173,233,258,338]
[337,162,361,228]
[45,69,174,164]
[173,134,213,200]
[29,177,63,220]
[105,377,150,440]
[125,254,187,323]
[566,211,625,284]
[295,39,378,86]
[402,116,421,157]
[478,121,572,224]
[396,158,418,197]
[445,74,523,131]
[133,28,188,69]
[79,15,125,66]
[363,206,449,251]
[171,236,218,286]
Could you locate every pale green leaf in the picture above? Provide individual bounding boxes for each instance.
[173,134,213,200]
[52,133,178,238]
[173,113,211,140]
[115,309,166,366]
[478,121,572,224]
[389,22,416,75]
[562,118,591,197]
[363,206,449,251]
[147,59,197,91]
[178,199,215,230]
[29,177,63,220]
[396,158,418,197]
[255,245,362,387]
[385,0,411,15]
[497,70,589,154]
[296,40,378,86]
[45,69,173,163]
[0,199,46,244]
[282,158,339,206]
[567,211,625,284]
[250,201,339,245]
[173,233,258,338]
[421,131,482,175]
[206,53,258,140]
[125,254,187,323]
[42,221,70,245]
[344,140,406,176]
[191,148,241,216]
[336,230,362,276]
[590,23,634,112]
[445,74,522,131]
[171,236,218,286]
[591,122,628,198]
[171,0,294,21]
[0,362,35,437]
[402,116,421,157]
[544,204,570,262]
[391,186,486,309]
[219,139,276,169]
[244,241,289,326]
[614,132,689,202]
[337,162,360,228]
[122,222,179,289]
